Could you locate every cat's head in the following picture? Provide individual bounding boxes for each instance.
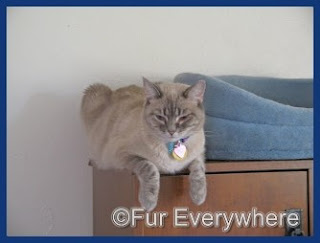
[142,77,206,142]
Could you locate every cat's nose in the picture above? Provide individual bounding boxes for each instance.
[168,130,175,136]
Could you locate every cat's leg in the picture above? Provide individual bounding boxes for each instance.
[126,157,160,212]
[188,158,207,205]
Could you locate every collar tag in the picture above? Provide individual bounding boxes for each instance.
[167,137,189,161]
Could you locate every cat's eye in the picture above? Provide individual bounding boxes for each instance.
[155,115,166,121]
[179,115,189,121]
[178,114,191,123]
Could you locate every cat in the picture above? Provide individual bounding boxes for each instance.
[81,77,207,211]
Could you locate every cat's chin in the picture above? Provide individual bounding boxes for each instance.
[165,138,179,143]
[161,135,188,143]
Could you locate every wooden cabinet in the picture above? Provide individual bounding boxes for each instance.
[93,160,313,236]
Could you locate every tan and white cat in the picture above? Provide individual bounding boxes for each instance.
[81,77,207,211]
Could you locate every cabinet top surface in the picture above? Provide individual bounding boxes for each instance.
[205,160,313,173]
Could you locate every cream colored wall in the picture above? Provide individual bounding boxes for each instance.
[7,7,313,235]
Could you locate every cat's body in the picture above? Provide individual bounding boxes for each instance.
[81,78,207,211]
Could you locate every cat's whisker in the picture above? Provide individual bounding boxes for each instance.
[204,134,217,138]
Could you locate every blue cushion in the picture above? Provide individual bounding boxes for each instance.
[174,73,313,160]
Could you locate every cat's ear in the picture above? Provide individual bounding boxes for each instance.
[142,77,162,103]
[183,80,206,103]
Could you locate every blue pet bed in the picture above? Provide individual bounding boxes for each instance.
[174,73,313,160]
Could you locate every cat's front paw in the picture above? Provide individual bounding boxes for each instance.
[190,188,207,205]
[189,177,207,205]
[139,190,158,212]
[133,161,160,212]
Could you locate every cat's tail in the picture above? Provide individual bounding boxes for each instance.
[81,83,112,129]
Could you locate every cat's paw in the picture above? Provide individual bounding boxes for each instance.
[190,189,206,205]
[139,192,158,212]
[189,178,207,205]
[134,161,160,212]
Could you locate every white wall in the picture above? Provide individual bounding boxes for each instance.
[7,7,313,236]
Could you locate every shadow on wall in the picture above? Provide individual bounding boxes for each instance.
[7,93,92,236]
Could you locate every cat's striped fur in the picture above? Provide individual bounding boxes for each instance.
[81,77,207,211]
